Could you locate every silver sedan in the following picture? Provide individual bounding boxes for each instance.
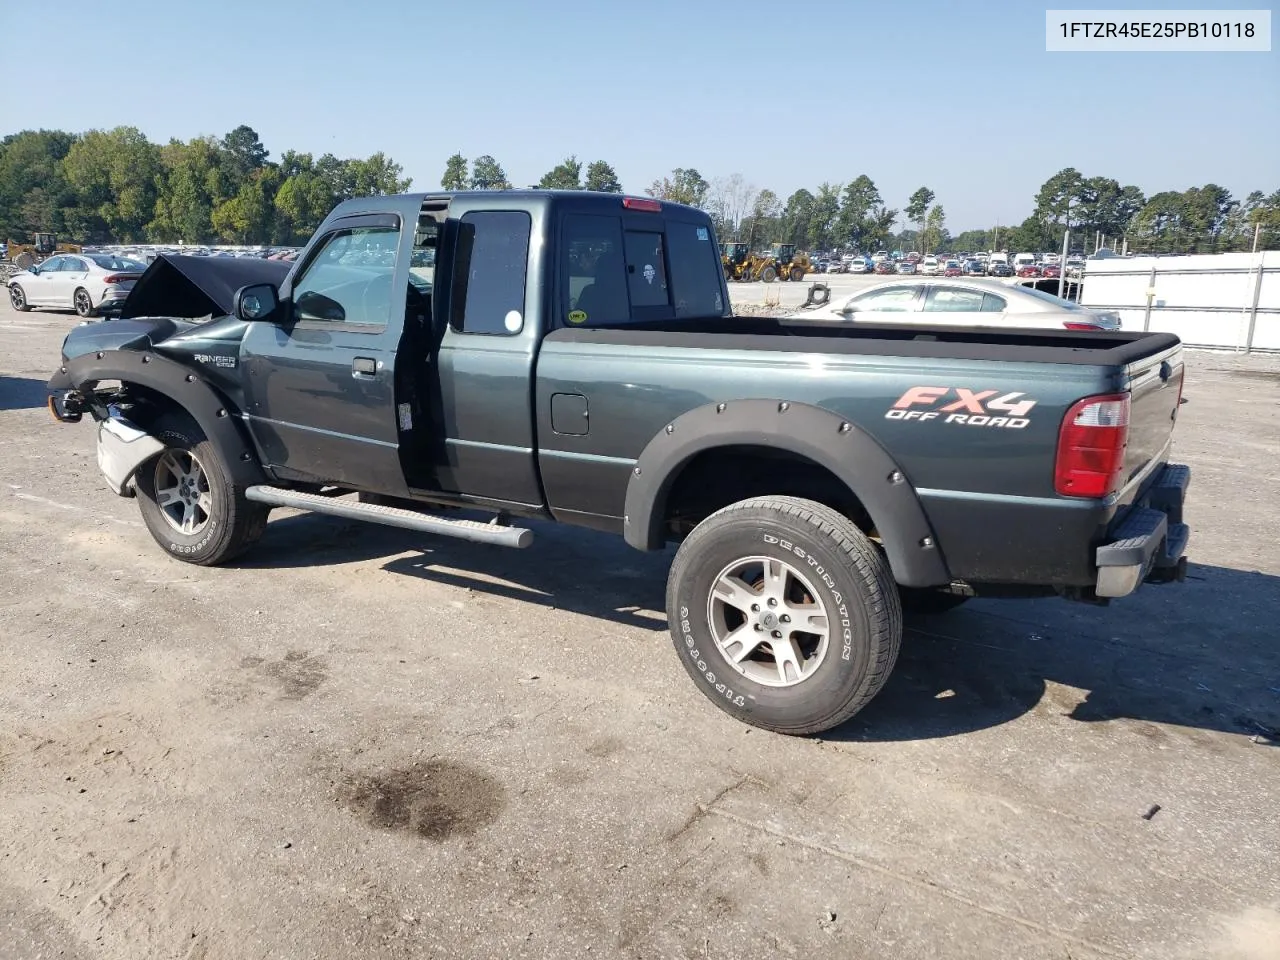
[7,253,147,317]
[785,277,1121,331]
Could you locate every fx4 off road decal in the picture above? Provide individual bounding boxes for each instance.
[885,386,1037,429]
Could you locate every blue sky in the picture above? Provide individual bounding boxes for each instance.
[5,0,1276,229]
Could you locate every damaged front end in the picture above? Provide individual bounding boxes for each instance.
[47,313,266,499]
[95,415,167,497]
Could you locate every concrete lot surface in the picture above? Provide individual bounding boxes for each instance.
[729,273,882,310]
[1,301,1278,960]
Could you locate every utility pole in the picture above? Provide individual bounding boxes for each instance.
[1254,221,1262,253]
[1058,228,1070,300]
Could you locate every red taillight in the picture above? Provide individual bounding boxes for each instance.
[102,274,134,284]
[1063,320,1103,331]
[622,197,662,212]
[1055,394,1130,498]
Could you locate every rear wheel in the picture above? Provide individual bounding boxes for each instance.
[761,266,778,283]
[9,284,30,312]
[134,415,269,565]
[666,496,901,735]
[789,266,804,282]
[73,287,95,318]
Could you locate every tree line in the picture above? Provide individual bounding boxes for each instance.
[0,126,410,246]
[636,166,1278,255]
[4,124,1277,255]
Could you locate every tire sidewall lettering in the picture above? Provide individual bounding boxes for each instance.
[759,531,854,662]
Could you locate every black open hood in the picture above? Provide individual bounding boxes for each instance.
[119,254,291,320]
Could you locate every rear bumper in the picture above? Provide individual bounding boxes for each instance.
[1094,463,1190,598]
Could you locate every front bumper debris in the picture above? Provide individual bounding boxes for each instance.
[47,390,86,422]
[1094,464,1190,598]
[96,416,166,497]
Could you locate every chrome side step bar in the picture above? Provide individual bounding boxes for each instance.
[244,486,533,548]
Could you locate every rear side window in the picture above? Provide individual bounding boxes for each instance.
[924,287,986,312]
[851,286,920,312]
[456,210,530,335]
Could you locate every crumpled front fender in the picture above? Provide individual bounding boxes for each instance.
[96,417,166,497]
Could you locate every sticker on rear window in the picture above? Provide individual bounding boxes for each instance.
[696,227,709,241]
[567,310,587,324]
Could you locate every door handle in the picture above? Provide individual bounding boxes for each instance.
[352,357,377,376]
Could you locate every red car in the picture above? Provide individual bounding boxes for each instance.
[943,261,963,277]
[1041,263,1063,279]
[1016,264,1043,278]
[874,260,896,275]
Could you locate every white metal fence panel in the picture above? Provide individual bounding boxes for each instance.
[1081,251,1278,351]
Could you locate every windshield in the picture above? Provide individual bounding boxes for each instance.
[88,255,146,271]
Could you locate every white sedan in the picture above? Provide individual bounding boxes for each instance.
[786,278,1121,330]
[7,253,147,318]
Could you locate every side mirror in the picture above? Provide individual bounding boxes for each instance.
[28,266,40,275]
[295,289,345,323]
[233,283,280,322]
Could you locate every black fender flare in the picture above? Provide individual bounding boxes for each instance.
[52,350,267,488]
[622,399,950,588]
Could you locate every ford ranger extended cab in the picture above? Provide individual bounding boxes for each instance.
[47,191,1190,735]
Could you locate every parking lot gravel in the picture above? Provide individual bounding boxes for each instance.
[1,301,1278,960]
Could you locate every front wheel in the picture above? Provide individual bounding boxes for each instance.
[73,287,96,318]
[133,416,269,565]
[760,266,777,283]
[9,284,30,312]
[666,496,902,735]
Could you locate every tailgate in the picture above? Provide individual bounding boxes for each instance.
[1122,342,1184,489]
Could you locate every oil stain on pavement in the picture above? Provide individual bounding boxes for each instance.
[337,759,506,840]
[240,650,328,700]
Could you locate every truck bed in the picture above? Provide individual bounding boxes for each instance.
[548,315,1182,365]
[535,320,1184,587]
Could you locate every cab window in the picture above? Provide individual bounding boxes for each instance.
[291,224,399,328]
[455,210,531,335]
[562,214,725,326]
[623,230,669,308]
[667,221,726,317]
[564,214,628,324]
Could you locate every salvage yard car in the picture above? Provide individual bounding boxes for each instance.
[786,278,1121,330]
[9,253,147,317]
[46,190,1190,736]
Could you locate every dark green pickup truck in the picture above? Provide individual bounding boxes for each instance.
[47,191,1190,735]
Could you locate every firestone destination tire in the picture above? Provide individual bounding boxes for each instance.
[133,415,269,566]
[666,496,902,735]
